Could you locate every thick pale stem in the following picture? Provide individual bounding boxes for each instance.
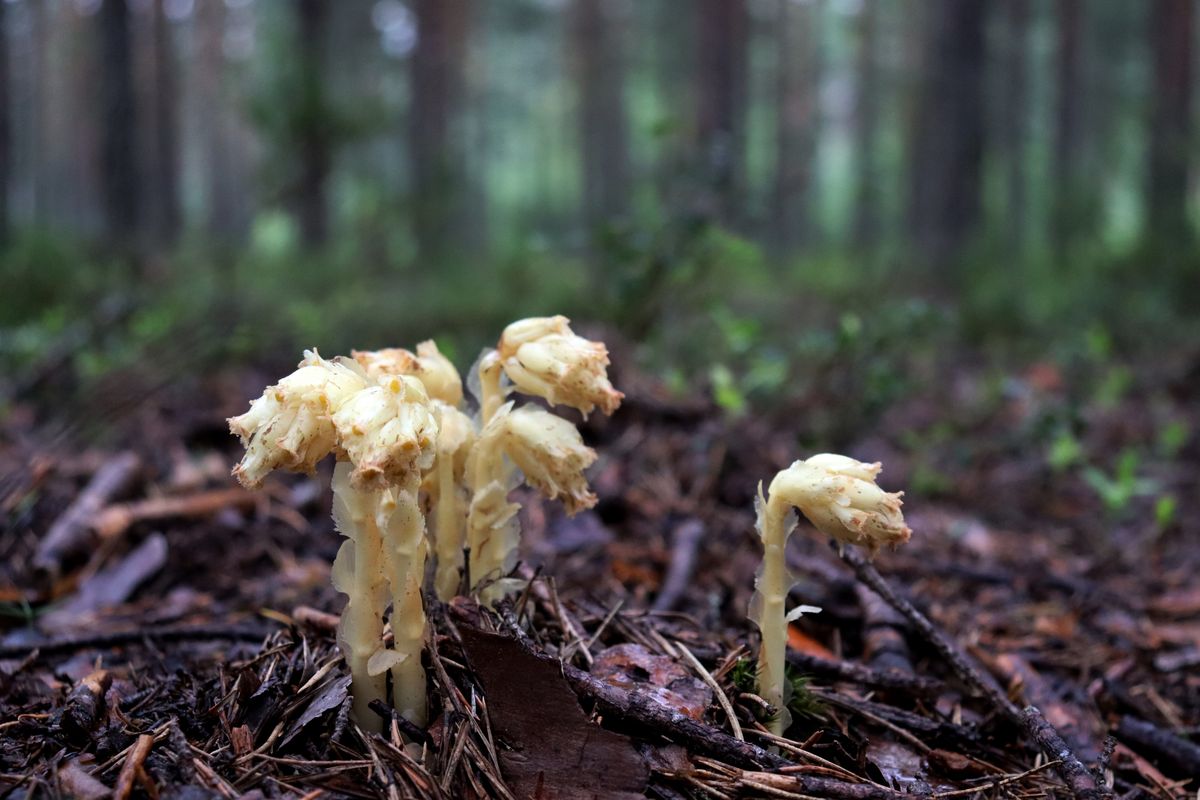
[756,501,792,737]
[433,451,465,601]
[331,464,388,731]
[379,478,428,727]
[466,431,517,605]
[478,351,505,425]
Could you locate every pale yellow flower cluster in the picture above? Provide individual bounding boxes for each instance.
[227,316,623,731]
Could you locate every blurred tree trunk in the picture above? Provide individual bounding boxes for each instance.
[696,0,748,226]
[1147,0,1194,243]
[907,0,987,268]
[571,0,629,231]
[0,0,9,245]
[853,1,879,249]
[293,0,331,246]
[196,0,245,240]
[410,0,472,262]
[999,0,1029,248]
[1052,0,1083,250]
[771,0,820,255]
[150,0,180,246]
[98,0,140,248]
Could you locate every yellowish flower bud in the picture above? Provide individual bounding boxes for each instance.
[496,315,623,417]
[768,454,911,553]
[331,375,437,490]
[497,405,598,515]
[353,340,464,407]
[228,350,369,488]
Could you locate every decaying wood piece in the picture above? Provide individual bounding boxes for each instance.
[113,733,155,800]
[473,605,790,771]
[784,650,940,695]
[1116,715,1200,778]
[652,518,705,612]
[855,584,913,673]
[91,488,258,539]
[836,544,1111,800]
[34,451,141,573]
[59,669,112,743]
[0,623,271,660]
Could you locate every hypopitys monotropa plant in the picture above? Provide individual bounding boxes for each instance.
[466,316,622,604]
[228,320,621,730]
[230,352,438,729]
[750,454,912,735]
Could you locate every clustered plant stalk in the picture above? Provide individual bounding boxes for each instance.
[228,318,621,732]
[749,454,912,735]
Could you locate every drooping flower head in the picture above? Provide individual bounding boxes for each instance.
[352,340,464,407]
[493,404,598,515]
[767,453,910,554]
[229,350,370,488]
[331,375,437,490]
[496,315,623,417]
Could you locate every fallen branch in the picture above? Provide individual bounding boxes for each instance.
[34,452,141,574]
[91,488,258,539]
[785,650,941,695]
[113,733,155,800]
[835,544,1110,800]
[0,623,273,661]
[652,518,705,612]
[1115,715,1200,778]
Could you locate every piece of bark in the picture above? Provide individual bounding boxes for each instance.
[996,652,1103,764]
[1116,716,1200,779]
[57,757,112,800]
[471,610,789,772]
[856,584,913,673]
[113,733,155,800]
[91,488,257,539]
[785,651,940,695]
[459,625,649,800]
[40,534,168,634]
[59,669,113,743]
[34,452,141,574]
[291,605,341,633]
[652,519,705,612]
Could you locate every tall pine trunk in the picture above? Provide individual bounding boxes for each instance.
[98,0,140,249]
[999,0,1029,249]
[853,1,880,249]
[695,0,748,226]
[771,0,820,254]
[0,0,9,245]
[150,0,180,246]
[907,0,987,270]
[1147,0,1194,243]
[409,0,472,262]
[1052,0,1083,251]
[293,0,331,246]
[571,0,629,232]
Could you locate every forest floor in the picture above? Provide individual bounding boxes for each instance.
[1,344,1198,799]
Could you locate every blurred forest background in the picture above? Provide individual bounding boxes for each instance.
[1,0,1198,405]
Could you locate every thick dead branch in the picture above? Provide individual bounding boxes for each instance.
[652,518,705,612]
[91,488,258,539]
[785,650,940,695]
[1115,715,1200,778]
[0,623,272,660]
[34,452,141,573]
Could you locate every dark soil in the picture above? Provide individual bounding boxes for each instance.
[1,352,1198,799]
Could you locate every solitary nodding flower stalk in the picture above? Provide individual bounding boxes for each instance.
[750,454,911,735]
